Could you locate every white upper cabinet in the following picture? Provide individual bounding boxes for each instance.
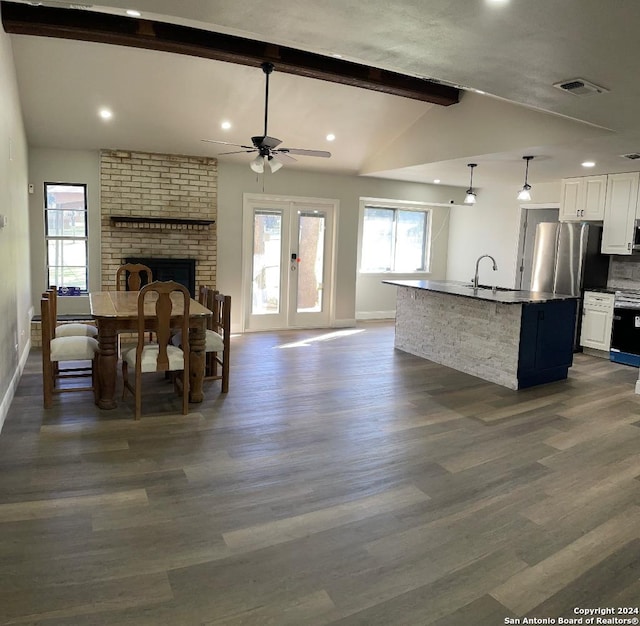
[559,175,607,221]
[559,178,582,221]
[601,172,639,255]
[582,175,608,220]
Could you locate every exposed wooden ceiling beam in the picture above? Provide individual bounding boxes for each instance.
[0,1,460,106]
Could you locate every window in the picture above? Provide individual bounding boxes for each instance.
[44,183,88,292]
[360,203,431,272]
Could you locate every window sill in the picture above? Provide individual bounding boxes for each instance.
[359,271,431,276]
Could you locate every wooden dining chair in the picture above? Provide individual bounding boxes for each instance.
[205,288,231,392]
[121,280,190,419]
[116,263,154,345]
[116,263,153,291]
[171,286,230,392]
[47,286,98,338]
[41,294,99,408]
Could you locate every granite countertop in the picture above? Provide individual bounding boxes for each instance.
[383,279,579,304]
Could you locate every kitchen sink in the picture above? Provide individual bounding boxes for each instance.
[463,284,519,292]
[480,284,519,292]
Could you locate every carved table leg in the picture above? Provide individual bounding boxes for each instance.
[97,320,118,409]
[189,321,206,403]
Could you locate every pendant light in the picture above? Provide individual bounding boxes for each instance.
[517,156,534,201]
[464,163,477,205]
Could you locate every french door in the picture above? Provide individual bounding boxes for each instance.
[242,194,337,331]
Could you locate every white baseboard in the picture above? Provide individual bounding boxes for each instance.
[356,311,396,320]
[0,339,32,434]
[332,318,357,328]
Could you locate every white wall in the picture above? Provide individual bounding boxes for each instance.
[217,162,464,330]
[0,20,30,432]
[28,148,100,315]
[446,181,562,287]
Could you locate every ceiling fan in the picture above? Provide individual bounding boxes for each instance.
[202,62,331,173]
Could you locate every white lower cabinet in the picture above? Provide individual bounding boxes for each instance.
[580,291,614,351]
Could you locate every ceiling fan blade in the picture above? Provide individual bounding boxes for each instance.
[218,149,258,155]
[272,152,297,163]
[278,148,332,158]
[202,139,255,149]
[252,135,282,149]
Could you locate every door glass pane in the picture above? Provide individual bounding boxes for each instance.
[297,211,325,313]
[252,210,282,315]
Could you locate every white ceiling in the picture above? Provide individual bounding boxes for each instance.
[7,0,640,189]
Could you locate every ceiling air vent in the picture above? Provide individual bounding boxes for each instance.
[552,78,609,96]
[622,153,640,160]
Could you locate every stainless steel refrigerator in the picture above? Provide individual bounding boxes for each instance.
[530,222,610,348]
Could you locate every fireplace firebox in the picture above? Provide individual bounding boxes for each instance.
[124,257,196,297]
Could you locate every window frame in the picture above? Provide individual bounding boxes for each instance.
[44,181,89,293]
[358,198,433,274]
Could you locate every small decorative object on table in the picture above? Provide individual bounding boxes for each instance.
[58,286,82,296]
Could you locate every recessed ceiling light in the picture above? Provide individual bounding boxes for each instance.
[331,54,343,59]
[221,121,232,130]
[326,133,336,141]
[99,108,113,120]
[126,9,141,17]
[433,179,441,184]
[582,161,596,167]
[486,0,510,5]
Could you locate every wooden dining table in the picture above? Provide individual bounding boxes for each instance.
[89,290,212,410]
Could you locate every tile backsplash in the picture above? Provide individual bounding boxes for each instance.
[608,256,640,290]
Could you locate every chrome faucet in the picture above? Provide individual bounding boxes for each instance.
[472,254,498,290]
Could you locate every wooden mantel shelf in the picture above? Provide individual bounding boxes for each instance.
[110,216,215,230]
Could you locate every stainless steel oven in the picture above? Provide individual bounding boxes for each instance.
[611,291,640,366]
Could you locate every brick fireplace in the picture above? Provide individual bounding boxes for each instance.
[100,150,217,292]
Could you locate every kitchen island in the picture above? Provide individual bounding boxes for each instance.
[385,280,579,390]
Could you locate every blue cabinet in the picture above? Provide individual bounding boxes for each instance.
[518,299,577,389]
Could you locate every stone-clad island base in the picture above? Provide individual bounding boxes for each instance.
[387,280,579,390]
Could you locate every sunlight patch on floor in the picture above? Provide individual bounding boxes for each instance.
[278,328,365,348]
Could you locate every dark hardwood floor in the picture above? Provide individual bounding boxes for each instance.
[2,321,640,625]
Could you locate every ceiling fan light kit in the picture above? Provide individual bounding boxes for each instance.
[202,62,331,173]
[268,156,283,173]
[517,155,534,201]
[464,163,477,205]
[250,155,265,173]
